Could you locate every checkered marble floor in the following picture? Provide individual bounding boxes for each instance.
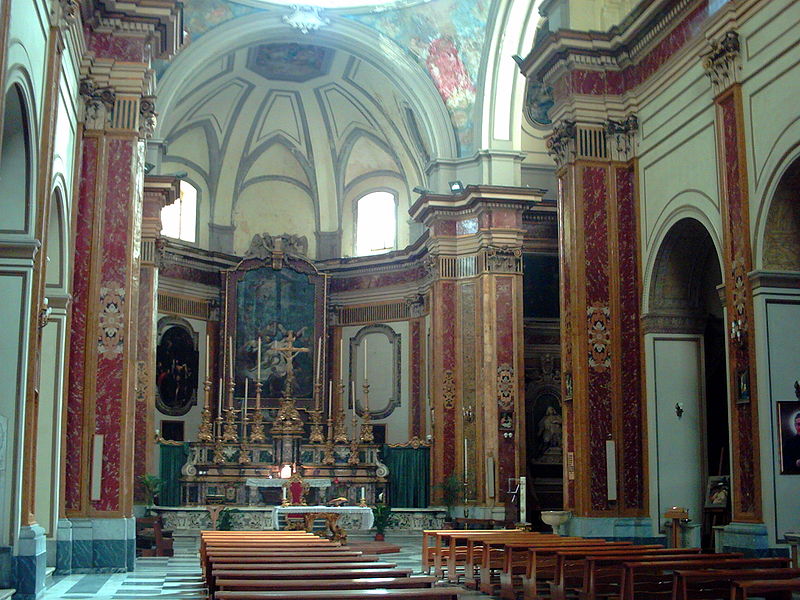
[40,534,495,599]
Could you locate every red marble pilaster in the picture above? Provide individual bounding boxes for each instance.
[717,88,761,521]
[439,280,457,479]
[495,277,516,505]
[409,318,423,439]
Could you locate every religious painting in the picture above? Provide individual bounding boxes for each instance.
[736,369,751,404]
[704,475,730,508]
[225,244,325,409]
[778,401,800,474]
[155,324,198,416]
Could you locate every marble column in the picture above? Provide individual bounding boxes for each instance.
[411,187,540,517]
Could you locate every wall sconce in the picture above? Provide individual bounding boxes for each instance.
[448,180,464,194]
[463,405,474,423]
[730,319,745,345]
[675,402,684,418]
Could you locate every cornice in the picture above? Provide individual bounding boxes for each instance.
[408,185,546,224]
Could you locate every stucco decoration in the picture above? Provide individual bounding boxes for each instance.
[524,79,553,127]
[246,43,334,81]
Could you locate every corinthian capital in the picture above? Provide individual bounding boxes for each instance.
[703,30,741,96]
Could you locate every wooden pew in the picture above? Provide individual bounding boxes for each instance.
[496,540,631,600]
[436,530,544,582]
[672,567,800,600]
[210,567,411,596]
[729,578,800,600]
[458,532,556,587]
[620,556,787,600]
[216,575,438,592]
[547,546,701,600]
[421,529,501,575]
[214,589,462,600]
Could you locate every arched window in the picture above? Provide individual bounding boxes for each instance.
[161,180,197,243]
[355,191,396,256]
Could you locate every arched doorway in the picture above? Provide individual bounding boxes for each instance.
[645,217,730,547]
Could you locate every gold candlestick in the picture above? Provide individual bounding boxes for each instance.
[322,416,335,464]
[222,407,239,443]
[197,379,214,443]
[360,379,374,443]
[348,411,359,465]
[334,409,348,444]
[250,380,266,443]
[309,409,324,444]
[212,441,225,464]
[238,443,251,464]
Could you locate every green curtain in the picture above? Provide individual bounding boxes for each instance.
[382,445,430,508]
[159,443,189,506]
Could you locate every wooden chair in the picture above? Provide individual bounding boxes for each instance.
[283,472,310,530]
[136,516,173,557]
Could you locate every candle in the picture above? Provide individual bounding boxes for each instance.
[205,332,210,379]
[339,337,344,379]
[218,378,223,415]
[361,487,365,501]
[228,337,234,379]
[282,486,287,501]
[328,380,333,414]
[464,439,468,483]
[363,338,368,375]
[315,339,322,383]
[257,336,262,381]
[244,377,249,403]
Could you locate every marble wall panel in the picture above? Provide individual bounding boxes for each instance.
[410,319,423,438]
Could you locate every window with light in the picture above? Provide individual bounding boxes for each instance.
[161,180,197,243]
[356,191,396,256]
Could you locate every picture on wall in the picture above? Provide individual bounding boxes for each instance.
[778,401,800,474]
[704,475,730,508]
[156,325,198,416]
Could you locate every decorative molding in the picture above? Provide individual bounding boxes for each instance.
[244,232,309,269]
[442,370,456,409]
[546,120,576,168]
[282,6,330,34]
[702,30,741,96]
[139,95,157,139]
[640,313,707,335]
[79,77,116,129]
[604,115,639,162]
[351,324,402,420]
[486,247,523,274]
[587,304,611,371]
[497,364,515,411]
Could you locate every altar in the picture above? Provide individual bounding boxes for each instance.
[173,235,389,511]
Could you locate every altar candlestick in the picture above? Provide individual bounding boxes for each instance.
[257,336,262,381]
[361,487,365,502]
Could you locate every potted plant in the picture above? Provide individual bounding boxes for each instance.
[217,507,240,531]
[371,503,395,541]
[139,474,163,513]
[437,472,463,527]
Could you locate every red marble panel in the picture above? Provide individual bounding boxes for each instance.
[410,319,422,438]
[329,266,427,293]
[615,166,644,509]
[93,139,134,512]
[433,220,457,237]
[495,278,517,501]
[160,263,220,287]
[583,166,613,511]
[134,268,155,498]
[487,209,521,229]
[440,281,457,476]
[65,137,99,511]
[86,29,148,62]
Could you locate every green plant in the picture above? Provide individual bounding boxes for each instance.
[372,503,395,535]
[437,472,463,521]
[139,474,163,507]
[217,507,240,531]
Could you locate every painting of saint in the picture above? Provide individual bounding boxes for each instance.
[779,401,800,474]
[156,325,198,416]
[234,266,317,400]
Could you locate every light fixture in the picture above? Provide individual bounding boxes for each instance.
[279,464,292,479]
[448,180,464,194]
[412,186,430,195]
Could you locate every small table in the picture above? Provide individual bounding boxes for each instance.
[273,505,374,544]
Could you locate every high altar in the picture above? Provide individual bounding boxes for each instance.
[179,235,388,507]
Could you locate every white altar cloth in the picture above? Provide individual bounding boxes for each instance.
[272,505,373,531]
[246,477,331,488]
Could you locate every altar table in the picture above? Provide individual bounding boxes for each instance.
[273,505,374,543]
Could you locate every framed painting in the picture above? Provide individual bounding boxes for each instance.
[223,253,325,409]
[156,321,198,416]
[704,475,730,508]
[778,401,800,474]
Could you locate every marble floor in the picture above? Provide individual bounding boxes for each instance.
[40,533,496,599]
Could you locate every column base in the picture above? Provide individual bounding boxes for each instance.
[15,524,46,600]
[564,516,663,543]
[719,522,790,557]
[55,519,72,575]
[62,517,135,574]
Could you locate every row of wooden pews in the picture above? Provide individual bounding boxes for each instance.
[201,530,461,600]
[422,528,800,600]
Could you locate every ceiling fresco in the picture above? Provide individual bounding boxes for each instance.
[247,43,335,82]
[161,0,494,156]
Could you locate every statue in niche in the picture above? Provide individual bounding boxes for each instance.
[537,406,563,456]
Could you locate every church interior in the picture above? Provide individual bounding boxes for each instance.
[2,0,800,597]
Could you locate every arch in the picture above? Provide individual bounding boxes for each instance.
[45,182,68,292]
[754,138,800,271]
[154,13,457,162]
[642,202,724,316]
[0,80,36,235]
